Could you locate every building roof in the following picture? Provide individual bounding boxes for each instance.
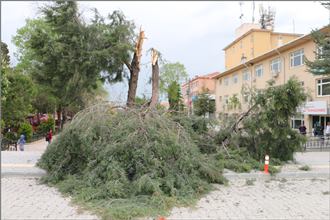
[222,28,302,50]
[181,71,220,87]
[213,26,330,79]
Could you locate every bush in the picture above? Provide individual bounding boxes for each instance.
[37,116,55,134]
[18,122,33,141]
[38,104,226,219]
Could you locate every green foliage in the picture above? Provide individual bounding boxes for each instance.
[193,90,216,117]
[305,27,330,75]
[159,62,188,96]
[135,95,149,107]
[299,165,311,171]
[38,104,225,219]
[18,122,33,141]
[220,78,307,161]
[37,116,55,135]
[227,94,241,110]
[13,2,135,116]
[168,81,184,112]
[2,71,35,128]
[1,41,11,103]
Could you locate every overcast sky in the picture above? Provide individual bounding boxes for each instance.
[1,1,329,102]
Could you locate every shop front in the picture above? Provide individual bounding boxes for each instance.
[298,101,330,135]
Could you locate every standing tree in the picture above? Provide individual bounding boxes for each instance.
[14,2,137,127]
[1,41,10,103]
[150,48,159,108]
[305,27,330,75]
[193,90,216,117]
[168,81,184,111]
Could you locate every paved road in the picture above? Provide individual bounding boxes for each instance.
[168,178,330,219]
[1,140,329,220]
[1,177,98,220]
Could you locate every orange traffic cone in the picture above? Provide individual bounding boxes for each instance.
[264,155,269,174]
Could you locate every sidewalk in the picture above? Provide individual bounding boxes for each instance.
[1,139,98,220]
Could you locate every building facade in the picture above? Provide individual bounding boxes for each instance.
[181,72,219,115]
[213,25,330,134]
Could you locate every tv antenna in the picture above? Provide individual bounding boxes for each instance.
[239,1,244,23]
[252,1,255,23]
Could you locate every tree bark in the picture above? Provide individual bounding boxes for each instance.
[150,48,159,108]
[126,29,145,107]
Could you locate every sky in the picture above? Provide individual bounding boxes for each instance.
[1,1,329,102]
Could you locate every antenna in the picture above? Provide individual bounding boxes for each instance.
[239,1,244,23]
[252,1,255,23]
[259,4,276,30]
[292,19,295,33]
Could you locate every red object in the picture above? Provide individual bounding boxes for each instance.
[48,130,53,142]
[158,217,166,220]
[264,164,269,174]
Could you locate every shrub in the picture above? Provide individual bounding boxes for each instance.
[37,116,55,134]
[299,165,311,171]
[18,122,33,141]
[38,105,226,219]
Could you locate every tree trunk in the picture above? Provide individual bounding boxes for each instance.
[126,29,145,107]
[57,108,62,130]
[150,48,159,108]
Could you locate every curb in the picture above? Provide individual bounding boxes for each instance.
[1,167,47,177]
[223,171,330,180]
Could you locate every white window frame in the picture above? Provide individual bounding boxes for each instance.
[224,77,229,86]
[270,58,281,74]
[317,78,330,97]
[224,95,229,105]
[290,49,304,67]
[255,64,263,78]
[232,74,238,84]
[242,69,250,81]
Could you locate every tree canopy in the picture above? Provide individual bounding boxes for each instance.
[193,90,216,117]
[159,62,188,96]
[305,27,330,75]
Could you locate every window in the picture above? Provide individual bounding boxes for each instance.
[219,79,222,85]
[232,74,238,84]
[255,64,263,78]
[317,78,330,96]
[290,49,304,67]
[270,58,281,73]
[224,95,229,104]
[291,115,304,129]
[224,77,229,86]
[242,69,250,81]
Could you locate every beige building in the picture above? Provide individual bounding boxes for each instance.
[181,72,219,114]
[213,25,330,134]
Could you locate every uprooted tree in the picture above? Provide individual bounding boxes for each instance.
[216,78,307,161]
[150,48,160,108]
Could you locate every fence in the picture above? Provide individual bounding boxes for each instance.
[303,133,330,151]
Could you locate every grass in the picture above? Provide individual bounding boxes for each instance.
[299,165,311,171]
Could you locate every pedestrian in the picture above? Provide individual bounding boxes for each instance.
[17,134,26,151]
[325,122,330,139]
[298,122,307,135]
[46,129,52,144]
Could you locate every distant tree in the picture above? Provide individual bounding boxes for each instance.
[2,70,35,128]
[0,41,10,103]
[168,81,184,112]
[193,90,215,117]
[227,94,241,110]
[159,62,188,94]
[305,27,330,75]
[14,2,135,127]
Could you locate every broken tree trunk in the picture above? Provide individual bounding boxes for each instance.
[150,48,159,108]
[126,29,145,107]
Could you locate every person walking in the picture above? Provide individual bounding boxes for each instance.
[17,134,26,151]
[325,122,330,139]
[46,129,53,144]
[298,122,307,135]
